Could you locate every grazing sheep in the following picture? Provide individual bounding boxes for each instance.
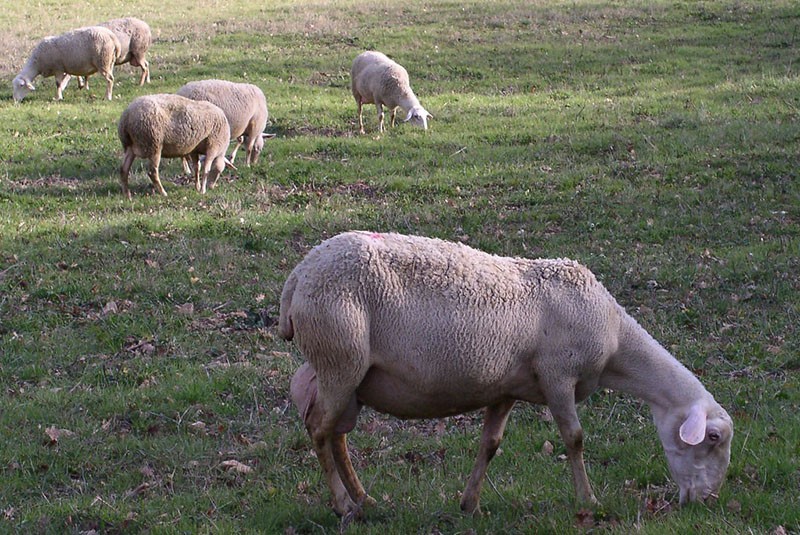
[99,17,152,86]
[280,231,733,517]
[12,26,121,102]
[117,94,234,199]
[176,79,274,167]
[350,51,432,134]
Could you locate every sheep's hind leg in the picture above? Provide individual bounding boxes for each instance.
[120,149,136,200]
[304,379,370,516]
[542,381,597,505]
[460,399,516,515]
[331,433,377,511]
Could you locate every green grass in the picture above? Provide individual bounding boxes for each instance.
[1,0,799,532]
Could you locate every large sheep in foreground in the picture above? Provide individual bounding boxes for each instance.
[117,94,234,199]
[12,26,121,102]
[176,79,274,167]
[350,51,432,134]
[280,231,733,517]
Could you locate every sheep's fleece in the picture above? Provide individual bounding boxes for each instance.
[280,231,733,516]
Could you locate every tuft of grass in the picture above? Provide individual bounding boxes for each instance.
[1,0,799,533]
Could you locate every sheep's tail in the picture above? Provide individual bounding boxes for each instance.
[278,270,298,340]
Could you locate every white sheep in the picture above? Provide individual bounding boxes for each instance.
[12,26,121,102]
[350,51,432,134]
[100,17,152,86]
[280,231,733,517]
[176,79,274,167]
[117,94,235,199]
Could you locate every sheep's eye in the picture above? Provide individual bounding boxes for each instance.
[708,431,720,443]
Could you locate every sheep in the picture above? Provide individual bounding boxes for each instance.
[350,51,433,134]
[12,26,121,102]
[280,231,733,517]
[117,94,235,199]
[98,17,152,86]
[176,79,274,168]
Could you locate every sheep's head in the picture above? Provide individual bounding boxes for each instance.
[404,106,433,130]
[12,76,35,103]
[250,133,276,165]
[659,402,733,504]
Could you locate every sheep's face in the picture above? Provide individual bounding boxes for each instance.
[404,106,432,130]
[660,403,733,504]
[12,76,35,103]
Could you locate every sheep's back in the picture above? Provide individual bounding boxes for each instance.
[119,95,229,157]
[31,26,117,77]
[289,232,615,383]
[101,18,151,65]
[177,80,267,138]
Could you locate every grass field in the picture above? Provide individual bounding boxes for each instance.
[1,0,798,533]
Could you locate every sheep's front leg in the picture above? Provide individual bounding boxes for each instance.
[147,153,168,197]
[101,69,115,100]
[460,399,516,515]
[54,73,70,100]
[138,60,150,85]
[356,100,366,134]
[376,103,385,132]
[544,384,597,505]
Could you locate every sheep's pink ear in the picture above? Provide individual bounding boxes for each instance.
[224,157,237,171]
[679,404,707,445]
[426,112,434,120]
[403,109,414,122]
[262,133,276,139]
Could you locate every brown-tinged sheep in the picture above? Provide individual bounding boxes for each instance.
[280,231,733,517]
[117,94,234,199]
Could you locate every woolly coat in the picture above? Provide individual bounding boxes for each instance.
[176,80,268,164]
[118,94,230,160]
[13,26,120,101]
[351,51,421,111]
[280,231,733,512]
[100,17,151,82]
[280,231,621,418]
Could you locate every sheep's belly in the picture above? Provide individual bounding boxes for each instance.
[355,366,545,419]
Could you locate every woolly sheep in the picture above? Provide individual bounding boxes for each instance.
[350,51,432,134]
[176,79,274,167]
[117,94,234,199]
[98,17,152,86]
[12,26,121,102]
[280,231,733,517]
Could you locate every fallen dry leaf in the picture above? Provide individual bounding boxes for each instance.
[102,301,118,315]
[45,426,75,444]
[541,440,554,455]
[176,303,194,315]
[220,460,253,474]
[727,499,742,513]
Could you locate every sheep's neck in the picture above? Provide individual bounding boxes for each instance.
[599,313,709,413]
[398,93,421,113]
